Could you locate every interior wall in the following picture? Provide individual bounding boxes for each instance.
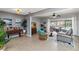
[32,17,48,32]
[51,13,79,36]
[0,12,24,27]
[72,17,77,36]
[32,17,40,30]
[49,15,78,36]
[63,14,79,36]
[75,14,79,36]
[0,12,33,37]
[1,9,79,37]
[58,13,79,36]
[25,16,32,37]
[40,18,48,27]
[77,18,79,36]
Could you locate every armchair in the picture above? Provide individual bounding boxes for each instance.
[38,28,47,40]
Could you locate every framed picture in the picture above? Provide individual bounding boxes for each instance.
[2,18,12,27]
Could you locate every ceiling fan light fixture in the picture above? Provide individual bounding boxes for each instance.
[49,13,61,19]
[16,8,22,14]
[52,13,56,16]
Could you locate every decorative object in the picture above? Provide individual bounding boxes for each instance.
[15,19,21,27]
[3,18,12,27]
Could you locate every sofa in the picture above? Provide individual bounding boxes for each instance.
[57,28,73,44]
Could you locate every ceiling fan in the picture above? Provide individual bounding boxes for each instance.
[49,13,61,19]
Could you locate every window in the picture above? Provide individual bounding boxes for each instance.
[65,20,72,28]
[50,19,72,30]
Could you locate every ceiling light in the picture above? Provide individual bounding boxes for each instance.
[49,13,61,19]
[52,13,56,16]
[16,8,22,14]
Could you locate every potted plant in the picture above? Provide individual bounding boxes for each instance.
[0,19,6,50]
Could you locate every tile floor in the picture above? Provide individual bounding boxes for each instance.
[4,34,79,51]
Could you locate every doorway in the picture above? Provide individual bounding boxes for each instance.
[31,22,37,35]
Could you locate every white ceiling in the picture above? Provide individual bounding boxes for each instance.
[0,8,46,15]
[33,8,79,18]
[0,8,79,18]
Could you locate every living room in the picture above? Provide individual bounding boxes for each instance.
[0,8,79,51]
